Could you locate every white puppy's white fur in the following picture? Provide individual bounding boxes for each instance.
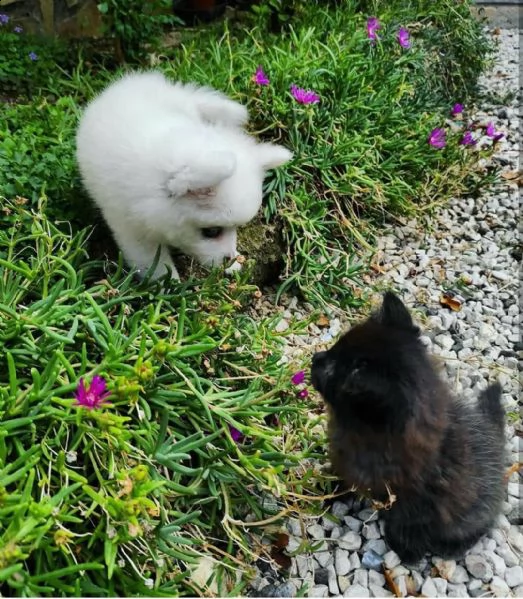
[76,71,292,279]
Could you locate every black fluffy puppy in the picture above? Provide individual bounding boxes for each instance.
[311,292,506,563]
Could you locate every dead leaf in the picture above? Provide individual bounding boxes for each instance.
[501,170,523,186]
[384,569,402,598]
[117,476,133,497]
[270,532,291,569]
[316,314,330,327]
[440,291,465,312]
[504,462,523,483]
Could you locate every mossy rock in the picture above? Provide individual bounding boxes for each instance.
[177,215,285,286]
[86,213,286,287]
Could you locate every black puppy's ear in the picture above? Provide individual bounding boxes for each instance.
[375,292,419,334]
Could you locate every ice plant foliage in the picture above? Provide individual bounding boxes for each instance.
[74,376,111,409]
[428,128,446,149]
[460,131,476,146]
[291,370,305,385]
[398,27,410,49]
[451,103,464,116]
[367,17,381,41]
[252,65,269,86]
[290,84,320,105]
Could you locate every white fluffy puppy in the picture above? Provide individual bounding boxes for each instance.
[76,71,292,279]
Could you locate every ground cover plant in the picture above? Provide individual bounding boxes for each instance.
[0,198,328,596]
[0,0,501,595]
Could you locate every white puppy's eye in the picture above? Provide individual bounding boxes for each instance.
[201,227,224,239]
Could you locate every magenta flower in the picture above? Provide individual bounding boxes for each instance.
[459,131,476,146]
[252,65,269,86]
[29,52,38,61]
[74,376,111,409]
[0,14,9,24]
[291,370,305,385]
[228,424,243,443]
[290,85,320,105]
[486,121,504,142]
[398,27,410,49]
[428,128,446,149]
[298,389,309,399]
[367,17,381,41]
[451,103,464,116]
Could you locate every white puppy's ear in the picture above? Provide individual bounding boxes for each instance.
[258,143,293,171]
[167,150,236,197]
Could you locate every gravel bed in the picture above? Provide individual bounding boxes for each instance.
[249,26,521,599]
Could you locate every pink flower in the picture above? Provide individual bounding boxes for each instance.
[298,389,309,399]
[74,376,111,409]
[291,370,305,385]
[486,121,504,142]
[398,27,410,49]
[290,85,320,105]
[228,424,243,443]
[252,65,269,86]
[459,131,476,146]
[451,103,464,116]
[367,17,381,41]
[428,127,446,149]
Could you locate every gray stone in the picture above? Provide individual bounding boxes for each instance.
[349,551,361,572]
[332,501,349,519]
[287,518,302,537]
[357,508,379,522]
[338,531,362,551]
[433,557,456,580]
[260,582,297,597]
[314,568,330,586]
[362,522,380,540]
[368,571,385,587]
[410,571,424,593]
[361,549,384,571]
[327,565,339,595]
[447,582,468,597]
[394,575,408,597]
[343,584,370,597]
[307,523,324,540]
[490,575,510,597]
[286,536,301,553]
[421,577,438,597]
[314,551,332,568]
[369,584,393,597]
[344,516,363,532]
[363,539,387,555]
[496,544,519,567]
[309,585,328,598]
[296,555,311,578]
[338,575,350,594]
[449,565,469,584]
[383,550,401,570]
[390,565,410,579]
[485,550,507,577]
[334,548,351,576]
[505,565,523,588]
[353,569,368,588]
[465,553,494,582]
[433,577,448,595]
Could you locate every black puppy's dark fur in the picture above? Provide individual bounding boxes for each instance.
[311,292,506,563]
